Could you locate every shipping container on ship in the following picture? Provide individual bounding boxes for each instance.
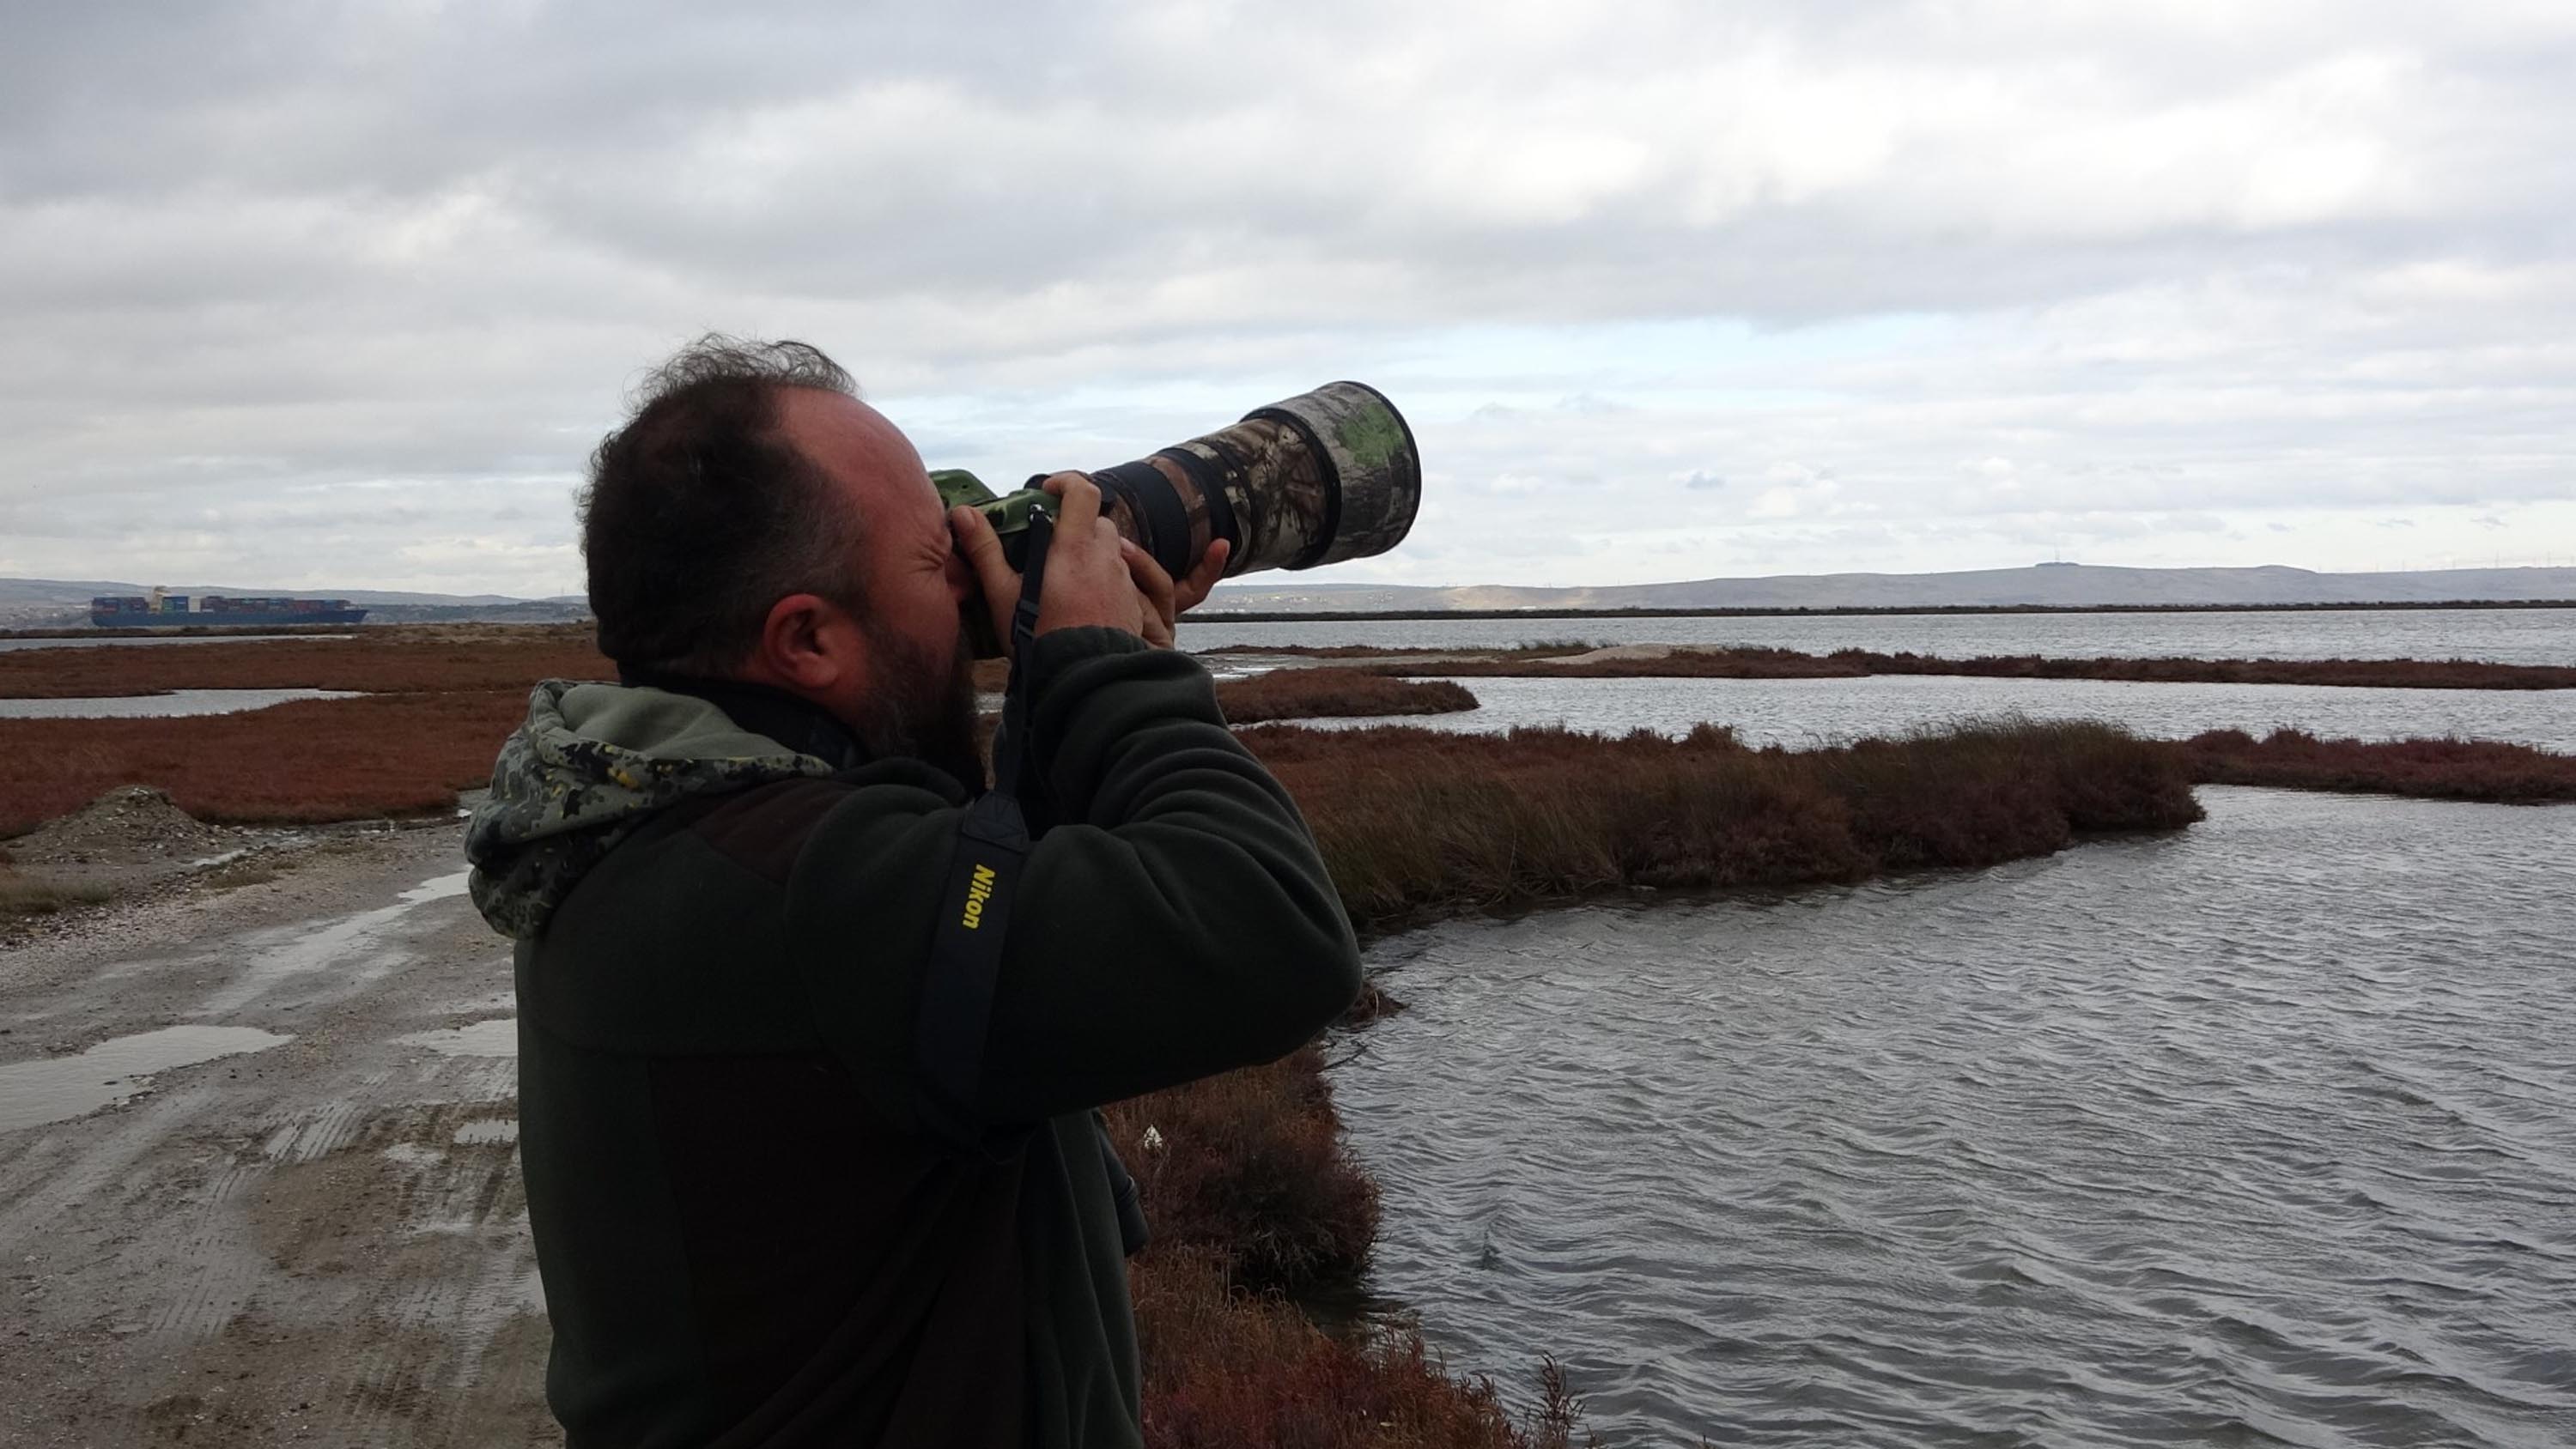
[89,588,368,627]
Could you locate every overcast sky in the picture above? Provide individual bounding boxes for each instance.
[4,0,2573,596]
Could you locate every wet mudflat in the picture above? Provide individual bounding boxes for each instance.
[1332,788,2576,1446]
[0,823,550,1446]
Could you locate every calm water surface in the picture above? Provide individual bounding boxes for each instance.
[1268,674,2576,752]
[0,688,358,719]
[1182,609,2576,666]
[1333,789,2576,1446]
[0,634,352,653]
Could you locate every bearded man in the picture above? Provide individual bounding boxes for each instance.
[465,336,1361,1447]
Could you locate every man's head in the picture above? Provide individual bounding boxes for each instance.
[580,336,984,783]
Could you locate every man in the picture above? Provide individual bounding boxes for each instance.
[465,336,1362,1447]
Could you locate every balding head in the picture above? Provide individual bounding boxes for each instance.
[578,336,871,674]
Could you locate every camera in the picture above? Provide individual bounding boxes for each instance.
[935,382,1420,654]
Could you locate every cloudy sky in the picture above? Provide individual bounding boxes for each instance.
[5,0,2573,596]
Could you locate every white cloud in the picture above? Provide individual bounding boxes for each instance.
[1,0,2573,592]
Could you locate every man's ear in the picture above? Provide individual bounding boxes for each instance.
[754,592,867,693]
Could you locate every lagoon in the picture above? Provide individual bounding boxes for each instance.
[1182,607,2576,667]
[1334,788,2576,1446]
[1264,672,2576,753]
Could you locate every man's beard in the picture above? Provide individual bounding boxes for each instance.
[851,619,985,793]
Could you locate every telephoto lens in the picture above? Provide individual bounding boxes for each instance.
[935,381,1421,617]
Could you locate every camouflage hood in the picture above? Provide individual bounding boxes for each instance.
[465,679,840,939]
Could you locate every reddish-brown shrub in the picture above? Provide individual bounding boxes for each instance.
[1131,1249,1549,1449]
[0,690,531,835]
[0,625,609,699]
[2179,729,2576,803]
[1249,718,2202,934]
[1108,1046,1379,1294]
[1215,669,1479,724]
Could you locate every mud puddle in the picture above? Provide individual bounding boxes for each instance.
[198,869,471,1013]
[394,1017,518,1058]
[0,1025,294,1131]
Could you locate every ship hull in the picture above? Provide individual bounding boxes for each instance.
[88,609,369,627]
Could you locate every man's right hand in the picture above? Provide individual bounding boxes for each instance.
[951,472,1155,656]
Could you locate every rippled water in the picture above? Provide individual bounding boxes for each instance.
[1181,608,2576,666]
[1267,674,2576,752]
[1333,789,2576,1446]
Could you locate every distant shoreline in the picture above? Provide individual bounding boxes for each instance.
[0,623,377,641]
[1194,598,2576,623]
[9,596,2573,640]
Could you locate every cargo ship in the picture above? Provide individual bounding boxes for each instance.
[89,588,368,628]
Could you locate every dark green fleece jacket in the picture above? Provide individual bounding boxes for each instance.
[464,628,1362,1448]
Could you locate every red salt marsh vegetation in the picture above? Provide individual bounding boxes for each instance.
[0,646,1468,834]
[1109,1051,1595,1447]
[1107,1047,1379,1294]
[0,691,528,836]
[1215,667,1477,724]
[1125,1248,1589,1449]
[1246,718,2204,935]
[0,625,610,698]
[0,630,1474,723]
[2180,729,2576,804]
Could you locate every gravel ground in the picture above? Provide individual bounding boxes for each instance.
[0,817,556,1446]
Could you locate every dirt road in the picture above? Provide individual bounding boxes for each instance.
[0,822,557,1446]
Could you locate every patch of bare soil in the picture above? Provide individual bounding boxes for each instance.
[11,785,245,870]
[2,787,463,940]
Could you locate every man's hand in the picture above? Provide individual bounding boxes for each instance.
[1121,534,1230,649]
[1171,536,1230,617]
[952,472,1229,655]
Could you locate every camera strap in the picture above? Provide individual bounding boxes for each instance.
[915,507,1050,1150]
[911,506,1151,1252]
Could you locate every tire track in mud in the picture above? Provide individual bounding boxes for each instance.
[0,823,558,1446]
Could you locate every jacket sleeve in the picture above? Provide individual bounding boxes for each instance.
[785,627,1362,1129]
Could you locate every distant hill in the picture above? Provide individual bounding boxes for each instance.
[0,578,591,628]
[11,562,2573,631]
[1203,564,2576,615]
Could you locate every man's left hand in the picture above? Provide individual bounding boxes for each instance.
[1119,537,1230,650]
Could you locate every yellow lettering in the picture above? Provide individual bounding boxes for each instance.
[960,864,999,930]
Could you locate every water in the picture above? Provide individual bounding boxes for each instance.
[0,688,360,719]
[1332,789,2576,1446]
[1182,608,2576,666]
[197,870,470,1015]
[0,634,354,653]
[394,1019,518,1058]
[1266,674,2576,753]
[0,1027,295,1132]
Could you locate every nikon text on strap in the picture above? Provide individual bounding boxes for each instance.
[913,506,1151,1252]
[914,507,1052,1149]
